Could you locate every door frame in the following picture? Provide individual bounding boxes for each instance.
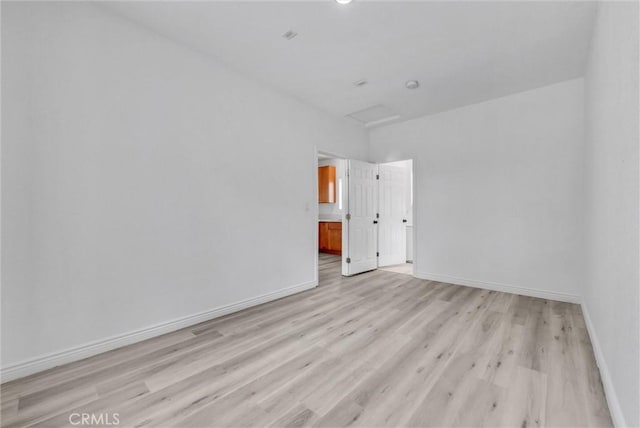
[397,159,417,276]
[410,159,417,275]
[314,148,350,283]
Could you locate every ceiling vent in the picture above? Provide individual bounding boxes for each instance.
[282,30,298,40]
[346,105,400,127]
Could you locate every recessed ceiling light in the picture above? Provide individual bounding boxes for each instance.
[335,0,353,4]
[405,80,420,89]
[282,30,298,40]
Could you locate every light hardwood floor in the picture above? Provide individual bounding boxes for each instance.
[378,263,414,276]
[1,254,612,427]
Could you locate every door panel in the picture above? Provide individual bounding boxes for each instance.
[346,160,378,275]
[378,163,408,266]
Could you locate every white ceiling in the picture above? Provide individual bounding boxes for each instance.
[104,1,597,127]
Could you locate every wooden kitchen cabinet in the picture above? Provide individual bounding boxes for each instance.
[319,221,342,255]
[318,166,336,203]
[319,223,330,250]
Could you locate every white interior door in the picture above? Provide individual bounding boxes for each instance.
[345,159,378,275]
[378,162,409,266]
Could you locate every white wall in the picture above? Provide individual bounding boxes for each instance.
[583,2,640,426]
[369,79,585,301]
[1,2,366,375]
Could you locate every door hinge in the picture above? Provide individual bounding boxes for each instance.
[346,213,351,220]
[376,252,379,257]
[346,257,351,264]
[376,213,379,218]
[376,174,379,180]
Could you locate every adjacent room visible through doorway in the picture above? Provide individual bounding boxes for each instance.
[316,153,414,279]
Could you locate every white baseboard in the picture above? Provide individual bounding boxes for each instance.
[414,271,581,303]
[1,280,317,383]
[580,301,627,428]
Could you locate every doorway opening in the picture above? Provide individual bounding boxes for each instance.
[316,151,348,283]
[315,152,414,280]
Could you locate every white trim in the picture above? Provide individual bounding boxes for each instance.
[581,300,627,428]
[0,280,317,383]
[414,271,580,303]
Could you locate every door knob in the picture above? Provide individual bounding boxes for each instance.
[373,220,378,224]
[402,219,407,223]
